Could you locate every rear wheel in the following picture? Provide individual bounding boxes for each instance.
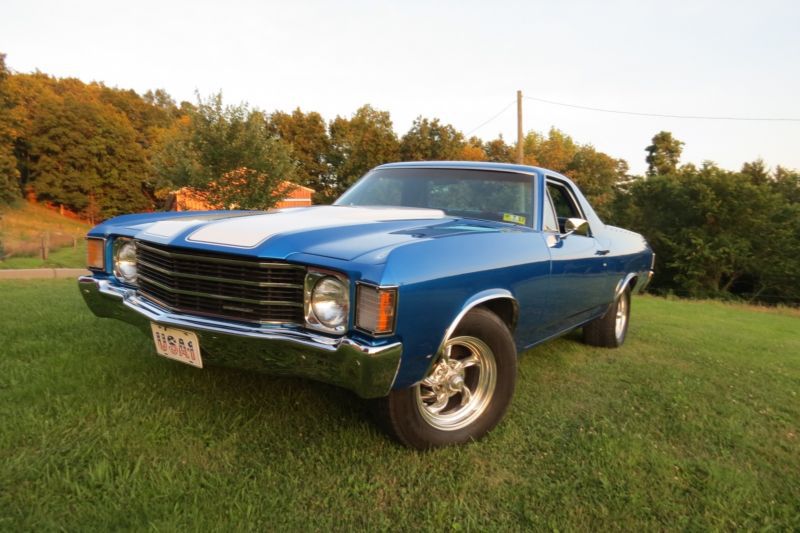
[376,307,517,449]
[583,286,631,348]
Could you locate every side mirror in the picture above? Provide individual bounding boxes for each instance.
[563,218,590,237]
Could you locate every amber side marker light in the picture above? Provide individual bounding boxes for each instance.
[356,285,397,335]
[87,238,106,270]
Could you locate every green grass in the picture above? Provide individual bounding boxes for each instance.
[0,202,90,268]
[1,281,798,531]
[0,240,87,269]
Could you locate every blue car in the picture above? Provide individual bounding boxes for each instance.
[79,161,654,448]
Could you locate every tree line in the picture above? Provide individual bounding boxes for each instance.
[0,53,798,304]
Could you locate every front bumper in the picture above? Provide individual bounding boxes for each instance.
[78,276,402,398]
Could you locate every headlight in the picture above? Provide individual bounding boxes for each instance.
[306,274,349,333]
[113,238,138,285]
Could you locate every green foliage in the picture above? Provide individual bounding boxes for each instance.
[267,108,333,203]
[7,73,164,219]
[461,136,489,161]
[527,128,578,170]
[399,116,464,162]
[483,135,514,162]
[25,84,151,221]
[0,53,20,205]
[98,86,178,203]
[155,93,296,209]
[328,105,400,198]
[645,130,684,176]
[612,161,800,303]
[567,148,629,218]
[772,165,800,203]
[521,128,629,218]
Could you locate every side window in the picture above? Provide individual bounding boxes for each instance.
[546,180,586,233]
[543,189,558,232]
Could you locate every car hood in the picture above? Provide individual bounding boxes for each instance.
[101,206,522,262]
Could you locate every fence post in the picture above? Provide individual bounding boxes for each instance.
[41,232,49,260]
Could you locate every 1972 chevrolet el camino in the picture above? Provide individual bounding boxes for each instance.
[79,162,654,448]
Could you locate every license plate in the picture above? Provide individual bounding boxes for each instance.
[150,323,203,368]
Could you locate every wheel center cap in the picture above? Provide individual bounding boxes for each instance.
[447,375,464,392]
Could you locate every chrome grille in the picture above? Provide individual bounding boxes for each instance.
[135,240,306,324]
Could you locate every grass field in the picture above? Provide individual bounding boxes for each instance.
[0,240,87,270]
[0,203,90,269]
[1,281,798,531]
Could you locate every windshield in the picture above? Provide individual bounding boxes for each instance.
[335,168,534,226]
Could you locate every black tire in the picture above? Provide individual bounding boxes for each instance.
[374,307,517,449]
[583,286,631,348]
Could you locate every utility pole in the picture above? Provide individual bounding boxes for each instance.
[516,90,523,164]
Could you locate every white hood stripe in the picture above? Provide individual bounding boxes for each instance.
[186,206,446,248]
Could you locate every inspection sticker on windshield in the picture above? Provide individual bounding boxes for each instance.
[503,213,526,225]
[150,323,203,368]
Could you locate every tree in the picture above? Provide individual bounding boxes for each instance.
[98,85,180,205]
[400,116,464,162]
[740,158,769,185]
[328,104,399,198]
[205,166,297,210]
[26,88,151,220]
[518,128,627,217]
[267,108,333,202]
[567,146,628,219]
[529,128,577,173]
[154,92,296,209]
[460,136,488,161]
[772,165,800,203]
[6,72,174,218]
[483,135,513,162]
[645,131,683,176]
[615,161,800,303]
[0,53,19,205]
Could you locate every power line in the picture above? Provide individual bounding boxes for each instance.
[464,100,516,136]
[523,95,800,122]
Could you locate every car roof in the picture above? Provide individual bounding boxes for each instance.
[375,160,550,175]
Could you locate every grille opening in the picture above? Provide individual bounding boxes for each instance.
[135,240,306,324]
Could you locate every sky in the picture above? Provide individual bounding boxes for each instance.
[2,0,799,175]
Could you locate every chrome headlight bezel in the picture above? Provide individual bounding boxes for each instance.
[112,238,138,286]
[304,270,349,334]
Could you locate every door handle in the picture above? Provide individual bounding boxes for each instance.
[595,249,610,256]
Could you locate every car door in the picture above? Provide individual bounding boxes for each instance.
[541,177,610,332]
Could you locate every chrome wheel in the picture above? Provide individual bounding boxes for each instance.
[614,293,628,341]
[415,335,497,431]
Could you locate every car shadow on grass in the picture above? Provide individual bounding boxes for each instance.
[133,357,386,447]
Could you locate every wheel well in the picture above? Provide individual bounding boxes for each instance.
[477,298,518,333]
[617,274,638,297]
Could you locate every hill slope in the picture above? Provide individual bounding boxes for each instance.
[0,203,91,268]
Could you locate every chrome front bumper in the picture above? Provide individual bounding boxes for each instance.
[78,276,402,398]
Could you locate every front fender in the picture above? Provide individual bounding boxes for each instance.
[393,282,519,389]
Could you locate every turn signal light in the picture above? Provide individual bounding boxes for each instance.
[356,285,397,335]
[87,238,105,270]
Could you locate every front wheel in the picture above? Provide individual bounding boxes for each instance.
[375,307,517,449]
